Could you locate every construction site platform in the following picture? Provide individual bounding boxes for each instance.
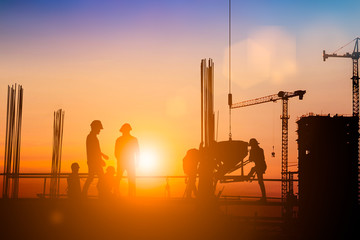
[0,197,297,240]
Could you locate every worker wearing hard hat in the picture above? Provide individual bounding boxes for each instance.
[82,120,109,197]
[115,123,139,197]
[247,138,267,202]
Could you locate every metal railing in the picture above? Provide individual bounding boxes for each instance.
[0,173,295,199]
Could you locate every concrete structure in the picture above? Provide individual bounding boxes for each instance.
[297,115,359,238]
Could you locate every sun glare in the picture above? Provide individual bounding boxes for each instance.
[139,149,157,173]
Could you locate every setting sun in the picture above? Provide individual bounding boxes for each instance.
[139,149,158,173]
[0,1,358,239]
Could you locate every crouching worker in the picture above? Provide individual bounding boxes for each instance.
[247,138,267,202]
[98,166,116,199]
[183,148,200,198]
[67,162,81,199]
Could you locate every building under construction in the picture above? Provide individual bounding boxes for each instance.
[297,115,359,239]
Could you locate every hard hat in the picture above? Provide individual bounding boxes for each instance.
[120,123,132,133]
[90,120,103,130]
[71,162,80,171]
[248,138,259,146]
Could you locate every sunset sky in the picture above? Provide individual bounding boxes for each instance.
[0,0,359,197]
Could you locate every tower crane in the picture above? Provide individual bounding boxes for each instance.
[323,37,360,116]
[323,38,360,205]
[231,90,306,215]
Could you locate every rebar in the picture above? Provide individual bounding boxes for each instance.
[49,109,65,198]
[2,84,23,198]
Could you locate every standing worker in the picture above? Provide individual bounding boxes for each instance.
[115,123,139,197]
[247,138,267,202]
[183,148,200,198]
[82,120,109,197]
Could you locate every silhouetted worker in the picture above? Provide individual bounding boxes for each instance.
[197,142,217,199]
[183,148,200,198]
[98,166,116,199]
[247,138,267,202]
[115,123,139,197]
[67,162,81,199]
[82,120,109,197]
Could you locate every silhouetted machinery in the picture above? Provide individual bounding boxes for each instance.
[214,140,249,180]
[198,59,249,198]
[198,59,306,211]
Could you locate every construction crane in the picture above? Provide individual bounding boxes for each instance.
[231,90,306,216]
[324,38,360,206]
[323,37,360,116]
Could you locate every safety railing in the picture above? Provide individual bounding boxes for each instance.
[0,173,297,199]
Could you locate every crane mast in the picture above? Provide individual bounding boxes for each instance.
[231,90,306,216]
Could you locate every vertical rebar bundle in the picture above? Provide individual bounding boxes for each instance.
[49,109,64,198]
[201,59,215,147]
[198,59,216,198]
[2,84,23,199]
